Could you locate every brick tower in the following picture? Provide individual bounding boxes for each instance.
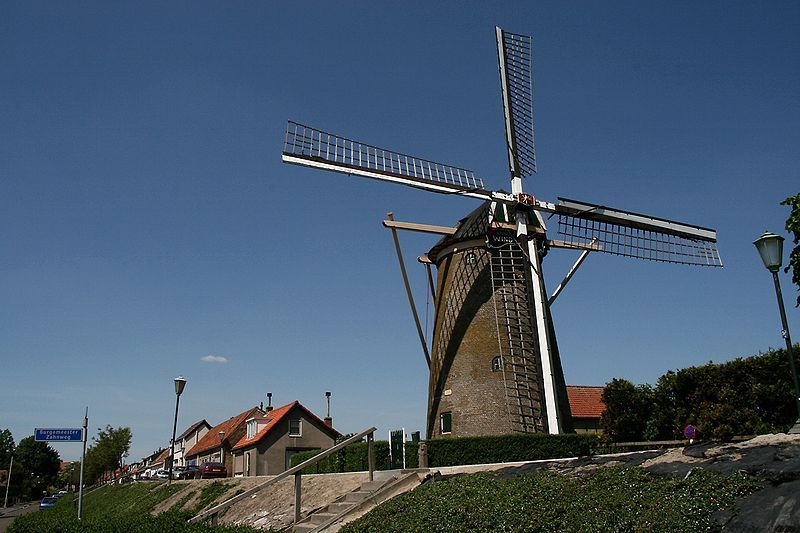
[425,201,573,438]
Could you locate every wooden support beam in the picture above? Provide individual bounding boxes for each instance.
[382,219,457,235]
[387,213,431,368]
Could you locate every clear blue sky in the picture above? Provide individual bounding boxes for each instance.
[2,2,798,462]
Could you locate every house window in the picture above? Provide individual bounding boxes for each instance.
[289,419,302,437]
[491,356,503,372]
[465,252,476,265]
[440,412,452,434]
[246,419,257,439]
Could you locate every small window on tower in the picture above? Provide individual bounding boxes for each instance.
[465,252,476,265]
[440,412,452,434]
[491,356,503,372]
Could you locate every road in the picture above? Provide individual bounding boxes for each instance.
[0,502,39,533]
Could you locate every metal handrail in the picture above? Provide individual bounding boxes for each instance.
[187,426,377,525]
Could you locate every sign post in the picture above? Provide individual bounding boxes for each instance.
[78,407,88,520]
[35,408,89,521]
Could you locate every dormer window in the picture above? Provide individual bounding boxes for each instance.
[246,419,257,439]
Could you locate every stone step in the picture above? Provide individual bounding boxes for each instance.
[326,502,353,514]
[360,479,391,492]
[292,523,317,533]
[344,490,370,502]
[309,512,338,525]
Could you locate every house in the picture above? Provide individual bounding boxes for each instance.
[173,419,212,467]
[231,400,341,476]
[144,448,170,478]
[567,385,606,434]
[184,406,264,476]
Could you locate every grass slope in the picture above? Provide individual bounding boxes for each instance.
[341,467,761,532]
[7,482,260,533]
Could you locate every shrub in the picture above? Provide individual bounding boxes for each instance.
[425,433,600,467]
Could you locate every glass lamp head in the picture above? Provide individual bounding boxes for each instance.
[754,231,784,273]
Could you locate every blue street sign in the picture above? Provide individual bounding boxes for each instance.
[35,428,83,442]
[683,424,697,440]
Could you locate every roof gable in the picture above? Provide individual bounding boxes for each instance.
[567,385,606,419]
[232,401,341,451]
[185,406,263,458]
[177,419,211,441]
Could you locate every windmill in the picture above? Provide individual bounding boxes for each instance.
[281,27,722,439]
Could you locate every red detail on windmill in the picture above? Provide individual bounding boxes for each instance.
[516,193,536,206]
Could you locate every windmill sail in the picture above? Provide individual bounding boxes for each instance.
[282,121,491,199]
[554,198,723,267]
[496,27,537,178]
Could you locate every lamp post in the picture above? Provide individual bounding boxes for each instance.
[754,231,800,433]
[169,376,187,484]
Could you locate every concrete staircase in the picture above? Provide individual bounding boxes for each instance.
[292,470,426,533]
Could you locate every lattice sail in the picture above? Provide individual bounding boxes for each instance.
[282,121,488,197]
[496,27,537,178]
[555,198,723,267]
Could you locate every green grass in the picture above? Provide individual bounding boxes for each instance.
[7,482,261,533]
[190,481,234,515]
[341,467,762,533]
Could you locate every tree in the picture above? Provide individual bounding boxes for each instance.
[782,193,800,307]
[0,428,14,469]
[600,379,654,442]
[84,425,132,482]
[14,436,60,483]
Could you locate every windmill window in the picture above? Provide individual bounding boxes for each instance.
[465,252,477,265]
[289,419,302,437]
[440,412,452,434]
[491,356,503,372]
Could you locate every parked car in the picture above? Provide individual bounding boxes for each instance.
[178,465,198,480]
[154,469,170,480]
[195,462,227,479]
[40,496,57,510]
[171,466,186,479]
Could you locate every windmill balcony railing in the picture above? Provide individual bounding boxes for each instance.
[187,426,378,526]
[284,121,485,191]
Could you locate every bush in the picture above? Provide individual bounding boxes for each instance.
[601,346,800,442]
[425,433,600,467]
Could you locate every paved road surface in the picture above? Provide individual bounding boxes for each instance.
[0,502,39,533]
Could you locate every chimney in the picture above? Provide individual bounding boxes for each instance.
[260,401,263,411]
[266,392,273,412]
[324,391,333,427]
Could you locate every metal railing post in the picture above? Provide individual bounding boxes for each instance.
[294,472,302,523]
[367,432,375,482]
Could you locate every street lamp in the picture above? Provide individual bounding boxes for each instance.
[754,231,800,434]
[169,376,187,484]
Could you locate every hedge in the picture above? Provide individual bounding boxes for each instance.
[291,433,599,472]
[291,440,422,474]
[426,433,599,467]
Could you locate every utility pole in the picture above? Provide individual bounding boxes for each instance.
[3,456,13,508]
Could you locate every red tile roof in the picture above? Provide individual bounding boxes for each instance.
[567,385,606,419]
[150,448,170,467]
[232,400,341,451]
[185,406,263,458]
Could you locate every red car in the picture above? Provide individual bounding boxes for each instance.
[194,462,227,479]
